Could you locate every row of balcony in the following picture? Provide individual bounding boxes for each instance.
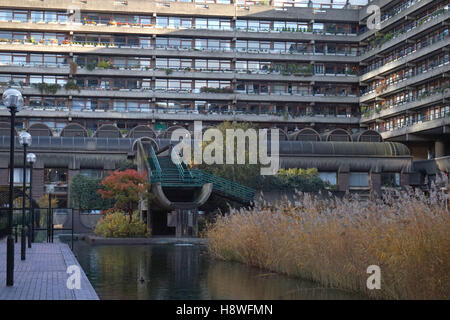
[0,86,360,102]
[0,106,360,124]
[361,86,450,121]
[0,39,361,57]
[0,64,359,81]
[360,7,449,60]
[360,61,450,102]
[375,111,450,136]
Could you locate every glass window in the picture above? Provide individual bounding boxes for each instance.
[319,172,337,185]
[349,172,369,187]
[13,168,31,184]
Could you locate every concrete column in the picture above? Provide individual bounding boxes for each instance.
[435,140,446,158]
[400,172,410,188]
[175,208,198,238]
[370,172,381,195]
[31,168,44,201]
[67,169,80,207]
[0,168,9,185]
[338,166,350,192]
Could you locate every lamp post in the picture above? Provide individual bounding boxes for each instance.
[47,184,55,243]
[2,88,24,287]
[18,131,31,260]
[27,153,36,248]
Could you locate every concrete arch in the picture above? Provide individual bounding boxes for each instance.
[266,128,289,141]
[128,125,157,139]
[163,125,186,139]
[28,123,53,137]
[353,130,383,142]
[290,128,321,141]
[322,128,352,142]
[0,121,18,136]
[93,124,121,138]
[60,123,88,137]
[132,137,159,152]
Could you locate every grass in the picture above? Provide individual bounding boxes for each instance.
[206,177,450,299]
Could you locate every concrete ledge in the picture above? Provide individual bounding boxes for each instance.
[84,235,208,245]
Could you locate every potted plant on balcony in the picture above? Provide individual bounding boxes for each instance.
[65,80,81,92]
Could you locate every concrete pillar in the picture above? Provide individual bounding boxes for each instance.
[400,171,410,188]
[370,171,382,195]
[31,168,44,201]
[0,168,9,185]
[67,169,80,207]
[175,208,198,238]
[435,140,446,158]
[338,166,350,192]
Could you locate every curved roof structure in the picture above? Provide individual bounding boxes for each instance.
[322,128,353,142]
[352,130,383,142]
[278,141,410,156]
[60,123,88,137]
[93,124,122,138]
[0,121,18,136]
[290,128,322,141]
[28,123,53,137]
[128,125,157,139]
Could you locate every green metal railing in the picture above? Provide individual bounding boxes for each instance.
[191,170,255,203]
[148,146,255,204]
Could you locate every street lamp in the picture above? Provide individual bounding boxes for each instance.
[27,153,36,247]
[46,184,55,243]
[18,131,31,260]
[2,88,24,287]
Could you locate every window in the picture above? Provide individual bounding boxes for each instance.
[381,173,400,187]
[13,168,30,184]
[80,169,103,179]
[349,172,369,187]
[319,172,337,185]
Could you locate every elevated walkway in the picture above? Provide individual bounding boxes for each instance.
[148,146,255,205]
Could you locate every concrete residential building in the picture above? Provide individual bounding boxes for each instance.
[0,0,448,208]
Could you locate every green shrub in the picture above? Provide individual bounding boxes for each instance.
[94,211,150,238]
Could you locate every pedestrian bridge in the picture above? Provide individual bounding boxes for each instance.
[147,146,255,206]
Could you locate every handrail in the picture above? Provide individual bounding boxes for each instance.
[148,152,255,204]
[149,146,162,180]
[171,149,194,180]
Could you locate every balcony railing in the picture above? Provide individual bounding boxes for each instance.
[362,86,450,118]
[361,59,450,97]
[361,6,448,55]
[361,31,449,75]
[375,112,450,133]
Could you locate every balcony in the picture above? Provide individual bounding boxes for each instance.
[361,88,450,122]
[360,7,449,61]
[360,62,450,103]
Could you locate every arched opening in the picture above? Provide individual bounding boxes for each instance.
[323,129,352,142]
[60,123,88,137]
[0,121,18,136]
[354,130,383,142]
[28,123,53,137]
[290,128,321,141]
[128,125,157,139]
[93,124,122,138]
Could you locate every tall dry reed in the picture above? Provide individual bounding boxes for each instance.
[206,177,450,299]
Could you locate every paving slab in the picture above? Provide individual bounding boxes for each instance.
[0,242,99,300]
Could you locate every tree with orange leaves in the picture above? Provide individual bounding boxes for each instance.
[98,169,149,222]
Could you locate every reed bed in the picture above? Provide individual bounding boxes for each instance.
[206,179,450,299]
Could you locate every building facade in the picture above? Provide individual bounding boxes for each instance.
[0,0,448,205]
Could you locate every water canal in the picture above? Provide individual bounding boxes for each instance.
[72,241,363,300]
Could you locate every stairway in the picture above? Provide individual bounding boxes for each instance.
[148,146,255,205]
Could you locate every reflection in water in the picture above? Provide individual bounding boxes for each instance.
[73,242,363,300]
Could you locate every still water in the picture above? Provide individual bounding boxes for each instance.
[73,241,363,300]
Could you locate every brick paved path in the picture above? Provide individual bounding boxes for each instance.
[0,242,99,300]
